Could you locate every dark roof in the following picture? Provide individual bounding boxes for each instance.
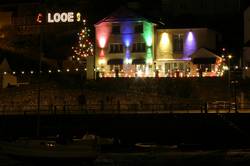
[191,48,220,64]
[95,6,152,25]
[191,48,220,59]
[192,58,217,64]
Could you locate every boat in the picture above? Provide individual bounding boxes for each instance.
[0,134,99,160]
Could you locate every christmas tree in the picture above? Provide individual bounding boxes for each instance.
[72,20,94,61]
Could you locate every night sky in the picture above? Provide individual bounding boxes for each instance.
[2,0,250,59]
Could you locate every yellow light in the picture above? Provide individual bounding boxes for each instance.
[3,72,7,75]
[160,32,171,51]
[161,32,169,45]
[66,69,70,72]
[228,55,232,59]
[146,58,153,64]
[98,59,106,65]
[125,58,132,64]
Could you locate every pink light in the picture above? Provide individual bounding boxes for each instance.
[99,49,105,57]
[99,37,106,48]
[96,23,111,48]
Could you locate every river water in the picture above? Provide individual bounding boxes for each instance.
[1,148,250,166]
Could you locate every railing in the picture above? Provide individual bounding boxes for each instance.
[0,102,249,115]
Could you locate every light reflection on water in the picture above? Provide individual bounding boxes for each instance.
[1,149,250,166]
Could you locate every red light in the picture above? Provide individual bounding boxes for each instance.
[100,49,105,57]
[36,13,43,23]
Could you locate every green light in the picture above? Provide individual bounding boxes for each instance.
[143,21,153,64]
[143,22,153,47]
[146,47,153,64]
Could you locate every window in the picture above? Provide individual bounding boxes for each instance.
[134,24,143,33]
[173,34,184,53]
[132,43,146,52]
[112,24,120,34]
[173,63,178,69]
[109,44,123,53]
[136,65,146,72]
[110,65,123,72]
[165,63,171,73]
[179,63,184,71]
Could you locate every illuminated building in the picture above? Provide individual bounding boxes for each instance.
[94,7,155,78]
[94,7,222,78]
[156,29,221,77]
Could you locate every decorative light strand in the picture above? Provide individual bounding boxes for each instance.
[72,19,94,61]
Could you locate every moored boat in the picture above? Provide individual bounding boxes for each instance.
[0,135,99,160]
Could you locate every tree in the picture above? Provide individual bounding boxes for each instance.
[72,19,94,61]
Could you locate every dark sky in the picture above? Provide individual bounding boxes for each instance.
[2,0,250,55]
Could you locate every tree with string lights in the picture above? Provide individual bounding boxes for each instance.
[72,20,94,61]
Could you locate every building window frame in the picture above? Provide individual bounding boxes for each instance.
[109,43,123,53]
[112,24,120,34]
[132,43,146,52]
[173,34,184,54]
[134,23,143,34]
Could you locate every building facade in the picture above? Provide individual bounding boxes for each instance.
[95,7,155,78]
[94,7,222,78]
[155,28,220,77]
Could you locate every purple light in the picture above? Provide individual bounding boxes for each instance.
[125,47,130,59]
[122,22,133,47]
[123,35,132,58]
[187,31,194,41]
[121,22,134,58]
[184,31,197,58]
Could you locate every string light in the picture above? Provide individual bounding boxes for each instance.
[72,18,94,61]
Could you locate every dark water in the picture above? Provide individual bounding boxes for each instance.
[1,148,250,166]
